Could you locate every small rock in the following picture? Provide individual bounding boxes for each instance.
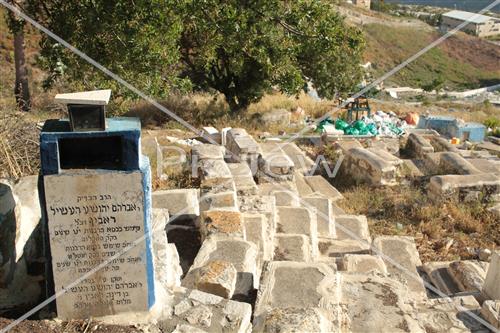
[194,260,237,299]
[479,248,492,262]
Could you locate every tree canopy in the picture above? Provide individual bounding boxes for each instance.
[26,0,365,111]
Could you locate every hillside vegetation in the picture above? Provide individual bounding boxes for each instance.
[363,23,500,89]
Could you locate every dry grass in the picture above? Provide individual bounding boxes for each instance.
[337,184,499,262]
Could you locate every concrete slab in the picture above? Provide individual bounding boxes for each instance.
[198,159,233,187]
[294,171,314,196]
[429,173,500,203]
[281,142,315,175]
[271,190,300,207]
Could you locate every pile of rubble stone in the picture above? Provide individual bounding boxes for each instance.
[149,127,500,332]
[2,126,500,332]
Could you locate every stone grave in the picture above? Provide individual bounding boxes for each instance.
[41,90,155,319]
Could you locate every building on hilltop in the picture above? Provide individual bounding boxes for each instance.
[441,10,500,37]
[352,0,371,10]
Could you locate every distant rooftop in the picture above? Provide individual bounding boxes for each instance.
[442,10,499,24]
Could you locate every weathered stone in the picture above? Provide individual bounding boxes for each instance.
[227,162,258,195]
[303,175,343,201]
[340,273,423,332]
[199,190,238,212]
[407,133,434,158]
[439,152,482,175]
[225,128,260,165]
[152,209,182,289]
[294,171,313,196]
[402,159,426,178]
[242,213,268,259]
[183,237,259,297]
[200,126,221,145]
[274,234,312,262]
[429,173,500,203]
[373,236,427,301]
[417,295,487,333]
[257,142,294,183]
[481,300,500,330]
[194,260,237,299]
[271,190,300,207]
[335,214,371,243]
[422,261,461,296]
[302,194,336,237]
[253,307,333,333]
[276,206,318,258]
[342,254,387,274]
[198,159,233,187]
[152,189,200,222]
[281,143,315,175]
[429,136,459,153]
[191,144,225,160]
[333,139,363,154]
[483,250,500,300]
[238,195,276,261]
[160,288,252,333]
[468,158,500,174]
[448,260,487,294]
[199,211,244,241]
[254,261,339,319]
[342,148,398,186]
[0,178,46,315]
[318,238,371,258]
[259,109,291,127]
[366,147,404,168]
[257,181,297,196]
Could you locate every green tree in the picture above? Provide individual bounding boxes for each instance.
[178,0,365,112]
[421,74,445,93]
[26,0,187,98]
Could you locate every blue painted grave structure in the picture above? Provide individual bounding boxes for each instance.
[417,115,486,142]
[40,90,155,319]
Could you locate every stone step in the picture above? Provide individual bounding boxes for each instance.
[152,189,200,223]
[191,144,225,161]
[280,142,315,175]
[183,237,259,299]
[302,194,336,238]
[341,254,387,275]
[335,214,371,243]
[199,210,245,241]
[276,206,318,258]
[372,236,427,301]
[340,273,423,332]
[342,148,398,186]
[254,261,340,324]
[318,238,371,258]
[274,233,313,262]
[303,175,343,202]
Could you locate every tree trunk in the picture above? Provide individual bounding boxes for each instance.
[13,27,31,112]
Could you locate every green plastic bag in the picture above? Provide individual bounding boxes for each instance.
[353,120,367,131]
[335,119,349,130]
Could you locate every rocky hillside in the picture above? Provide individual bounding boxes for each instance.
[338,4,500,90]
